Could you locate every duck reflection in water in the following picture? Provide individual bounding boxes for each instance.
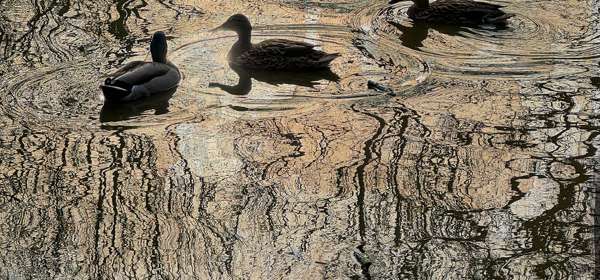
[390,20,510,50]
[99,88,176,122]
[388,0,512,50]
[390,21,463,50]
[208,63,340,96]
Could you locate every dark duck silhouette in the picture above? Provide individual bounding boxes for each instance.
[208,64,340,96]
[101,31,181,103]
[389,0,514,26]
[211,14,340,70]
[100,88,176,123]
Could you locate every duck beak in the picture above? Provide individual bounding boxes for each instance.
[209,23,226,33]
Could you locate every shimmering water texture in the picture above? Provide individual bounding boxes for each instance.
[0,0,598,279]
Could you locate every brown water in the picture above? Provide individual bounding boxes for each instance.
[0,0,598,279]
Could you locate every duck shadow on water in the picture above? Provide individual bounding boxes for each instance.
[389,20,509,50]
[99,88,176,123]
[208,64,340,96]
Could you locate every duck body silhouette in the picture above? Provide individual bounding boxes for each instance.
[101,31,181,103]
[209,63,340,95]
[212,14,340,70]
[390,0,513,26]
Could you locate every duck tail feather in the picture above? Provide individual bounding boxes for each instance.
[317,53,341,66]
[101,84,130,102]
[484,13,514,25]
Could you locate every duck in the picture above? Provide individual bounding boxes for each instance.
[101,31,181,103]
[389,0,514,27]
[210,14,340,70]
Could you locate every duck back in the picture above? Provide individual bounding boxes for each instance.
[231,39,340,70]
[102,62,180,103]
[409,0,513,26]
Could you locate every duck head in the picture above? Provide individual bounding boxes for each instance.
[210,14,252,35]
[150,31,168,63]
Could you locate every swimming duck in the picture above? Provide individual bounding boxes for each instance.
[101,31,181,103]
[389,0,514,26]
[210,14,340,70]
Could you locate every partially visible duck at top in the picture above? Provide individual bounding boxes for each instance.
[389,0,514,27]
[210,14,340,70]
[101,31,181,103]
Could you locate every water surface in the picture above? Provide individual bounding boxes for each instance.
[0,0,598,279]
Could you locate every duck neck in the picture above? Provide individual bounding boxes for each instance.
[153,55,167,63]
[413,0,429,9]
[235,29,252,52]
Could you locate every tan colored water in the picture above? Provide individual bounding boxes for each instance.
[0,0,598,279]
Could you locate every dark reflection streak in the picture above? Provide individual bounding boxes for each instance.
[304,124,327,170]
[93,137,111,278]
[156,0,184,20]
[197,178,236,276]
[351,104,388,280]
[131,0,148,20]
[446,149,459,193]
[110,133,126,260]
[521,173,590,254]
[259,125,299,181]
[50,136,69,271]
[109,0,134,40]
[61,136,69,167]
[413,140,427,201]
[590,131,600,279]
[334,167,350,198]
[522,148,594,252]
[265,185,277,237]
[134,137,166,278]
[510,83,595,275]
[407,109,431,201]
[150,213,163,279]
[47,3,70,62]
[0,13,6,57]
[388,110,410,246]
[143,146,154,212]
[17,131,35,196]
[30,164,39,197]
[84,135,95,196]
[51,206,66,273]
[56,0,70,17]
[167,177,173,213]
[503,174,529,209]
[16,0,60,63]
[244,126,283,232]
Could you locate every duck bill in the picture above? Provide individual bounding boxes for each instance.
[209,24,226,33]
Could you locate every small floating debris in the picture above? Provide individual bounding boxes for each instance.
[368,80,395,96]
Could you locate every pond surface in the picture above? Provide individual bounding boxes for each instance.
[0,0,598,279]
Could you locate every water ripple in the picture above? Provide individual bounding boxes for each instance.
[352,0,600,79]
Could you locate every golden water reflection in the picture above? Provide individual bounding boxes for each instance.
[0,0,598,279]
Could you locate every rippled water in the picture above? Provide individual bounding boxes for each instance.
[0,0,598,279]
